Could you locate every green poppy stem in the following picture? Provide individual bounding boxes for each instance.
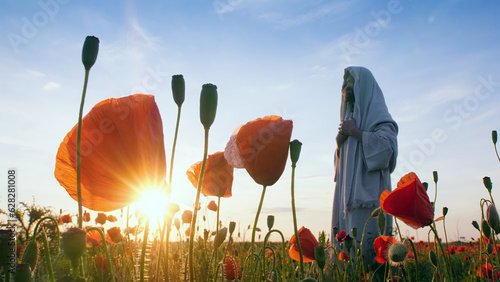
[76,68,90,229]
[407,238,419,279]
[250,185,267,281]
[290,164,304,279]
[262,229,286,282]
[140,215,150,282]
[169,105,182,188]
[189,128,210,281]
[32,216,60,250]
[39,232,55,282]
[429,224,453,281]
[211,197,221,282]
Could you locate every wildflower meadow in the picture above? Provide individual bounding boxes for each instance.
[2,36,500,282]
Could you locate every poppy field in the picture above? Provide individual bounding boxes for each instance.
[1,36,500,282]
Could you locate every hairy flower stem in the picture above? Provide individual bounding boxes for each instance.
[33,216,60,249]
[40,232,55,282]
[76,68,90,229]
[189,128,210,281]
[250,185,268,281]
[140,216,150,282]
[262,230,286,282]
[290,164,304,279]
[86,227,115,281]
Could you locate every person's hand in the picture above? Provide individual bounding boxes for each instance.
[339,117,363,141]
[336,131,348,147]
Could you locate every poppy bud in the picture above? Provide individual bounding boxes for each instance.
[433,171,438,183]
[442,207,448,217]
[344,235,353,251]
[21,240,38,274]
[14,263,32,282]
[484,177,493,192]
[488,243,494,254]
[371,207,382,217]
[388,243,407,266]
[422,182,428,191]
[214,227,227,249]
[61,227,87,263]
[378,211,386,236]
[229,221,236,235]
[472,220,480,231]
[351,227,357,238]
[493,130,498,144]
[267,215,275,230]
[82,36,99,70]
[171,74,185,107]
[482,220,491,238]
[199,83,218,129]
[487,204,500,234]
[289,139,302,167]
[314,245,326,270]
[429,250,438,268]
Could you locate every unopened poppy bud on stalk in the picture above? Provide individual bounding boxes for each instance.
[229,221,236,235]
[482,220,492,238]
[214,227,228,249]
[422,182,428,191]
[378,211,386,235]
[21,240,38,273]
[267,215,275,230]
[493,130,498,144]
[199,83,218,130]
[443,207,448,216]
[433,171,438,183]
[388,243,408,266]
[289,139,302,167]
[314,245,326,270]
[484,177,493,192]
[472,220,480,231]
[487,204,500,234]
[171,74,185,107]
[351,227,357,238]
[81,35,99,70]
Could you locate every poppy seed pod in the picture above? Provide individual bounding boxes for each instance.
[199,83,218,129]
[443,207,448,217]
[267,215,275,230]
[344,235,353,251]
[493,130,498,144]
[351,227,357,238]
[487,204,500,234]
[429,250,438,268]
[314,245,326,270]
[433,171,438,183]
[61,227,87,263]
[484,177,493,192]
[422,182,428,191]
[82,35,99,70]
[214,227,227,249]
[21,240,38,274]
[388,243,407,266]
[482,220,492,238]
[488,243,494,254]
[171,74,185,107]
[289,139,302,167]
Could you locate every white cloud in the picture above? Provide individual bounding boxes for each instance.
[43,81,61,91]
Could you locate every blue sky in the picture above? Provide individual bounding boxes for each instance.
[1,0,500,242]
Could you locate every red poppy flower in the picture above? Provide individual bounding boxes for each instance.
[55,94,168,212]
[107,215,117,223]
[338,251,349,261]
[478,263,500,280]
[207,200,218,212]
[187,151,234,198]
[95,213,107,225]
[59,214,72,224]
[86,229,103,247]
[223,255,242,280]
[182,210,193,224]
[224,115,293,186]
[379,172,434,229]
[95,256,107,272]
[289,226,320,262]
[336,230,347,242]
[106,227,123,244]
[174,217,181,230]
[374,236,397,263]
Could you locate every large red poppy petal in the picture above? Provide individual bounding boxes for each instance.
[245,119,293,186]
[55,94,167,211]
[236,115,283,162]
[203,152,233,198]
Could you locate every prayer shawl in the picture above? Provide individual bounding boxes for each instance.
[334,66,398,214]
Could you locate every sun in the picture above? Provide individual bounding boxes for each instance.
[131,188,171,233]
